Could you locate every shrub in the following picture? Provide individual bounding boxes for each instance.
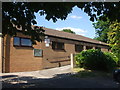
[104,52,118,70]
[75,49,118,71]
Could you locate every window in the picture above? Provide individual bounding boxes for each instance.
[21,38,32,46]
[13,37,32,47]
[75,44,83,52]
[14,37,20,46]
[95,47,101,50]
[86,46,93,50]
[52,41,64,50]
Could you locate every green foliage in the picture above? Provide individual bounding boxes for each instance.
[104,52,118,68]
[62,29,75,34]
[75,49,118,71]
[93,19,120,63]
[108,22,120,61]
[93,18,111,43]
[73,68,111,78]
[2,2,74,43]
[2,2,120,43]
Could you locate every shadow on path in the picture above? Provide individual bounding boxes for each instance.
[1,72,119,88]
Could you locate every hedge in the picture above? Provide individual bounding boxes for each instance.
[75,49,118,71]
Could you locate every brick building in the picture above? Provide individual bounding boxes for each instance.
[2,27,109,73]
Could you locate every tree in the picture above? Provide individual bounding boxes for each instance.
[2,2,120,43]
[62,29,75,34]
[2,2,74,43]
[93,18,120,61]
[108,21,120,60]
[93,18,111,43]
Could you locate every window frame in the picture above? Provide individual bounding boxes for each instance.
[52,41,65,50]
[86,46,93,50]
[75,44,83,52]
[13,37,32,47]
[95,47,101,50]
[20,38,32,47]
[13,37,20,46]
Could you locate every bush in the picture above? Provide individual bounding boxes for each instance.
[75,49,118,71]
[104,52,118,69]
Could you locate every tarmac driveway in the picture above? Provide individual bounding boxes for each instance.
[0,65,119,88]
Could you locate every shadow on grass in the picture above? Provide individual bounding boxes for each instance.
[72,68,112,78]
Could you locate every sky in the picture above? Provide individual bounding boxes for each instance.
[35,6,96,39]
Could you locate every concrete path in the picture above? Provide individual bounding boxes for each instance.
[0,65,119,88]
[0,65,73,78]
[1,65,74,88]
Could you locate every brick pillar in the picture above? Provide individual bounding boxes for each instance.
[83,45,86,51]
[93,47,95,49]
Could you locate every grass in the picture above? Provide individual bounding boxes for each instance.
[72,68,112,78]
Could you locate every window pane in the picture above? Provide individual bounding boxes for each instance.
[52,41,56,49]
[75,44,83,52]
[95,47,101,50]
[57,42,64,50]
[86,46,93,50]
[21,38,32,46]
[14,37,20,46]
[52,41,64,50]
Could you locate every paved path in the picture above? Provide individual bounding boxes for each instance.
[0,65,119,88]
[1,65,73,79]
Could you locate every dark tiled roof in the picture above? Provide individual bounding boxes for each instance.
[43,27,108,46]
[17,25,108,46]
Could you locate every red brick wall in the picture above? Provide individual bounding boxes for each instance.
[3,32,109,72]
[41,37,75,69]
[9,33,43,72]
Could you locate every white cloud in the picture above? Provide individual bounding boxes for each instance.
[56,27,87,36]
[70,15,82,19]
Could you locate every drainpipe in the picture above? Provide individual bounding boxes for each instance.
[0,2,2,89]
[0,2,2,73]
[0,36,1,90]
[0,33,2,73]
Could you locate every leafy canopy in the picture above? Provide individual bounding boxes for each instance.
[108,21,120,60]
[93,18,111,43]
[93,18,120,61]
[62,29,75,34]
[2,2,120,43]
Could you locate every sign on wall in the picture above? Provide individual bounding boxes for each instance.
[34,49,42,57]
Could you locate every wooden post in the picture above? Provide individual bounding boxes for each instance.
[71,53,74,69]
